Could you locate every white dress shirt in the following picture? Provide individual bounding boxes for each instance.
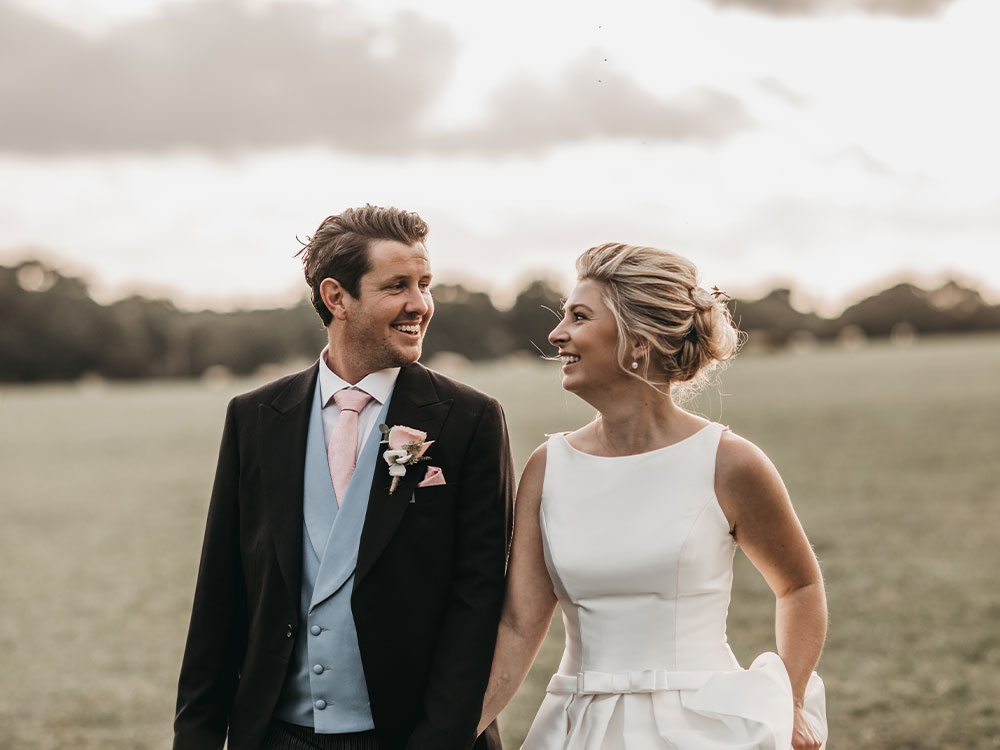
[318,346,400,462]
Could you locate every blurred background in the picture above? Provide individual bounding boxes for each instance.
[2,0,999,747]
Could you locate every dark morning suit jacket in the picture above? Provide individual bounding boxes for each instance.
[173,361,515,750]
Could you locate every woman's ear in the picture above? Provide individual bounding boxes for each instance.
[631,340,650,362]
[319,278,349,322]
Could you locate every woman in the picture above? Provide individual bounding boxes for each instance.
[479,243,828,749]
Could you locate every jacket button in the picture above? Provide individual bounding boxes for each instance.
[310,625,322,636]
[314,699,327,710]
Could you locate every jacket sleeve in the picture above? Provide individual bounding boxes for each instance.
[173,397,249,750]
[405,397,515,750]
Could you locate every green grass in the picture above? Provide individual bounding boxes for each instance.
[1,334,998,749]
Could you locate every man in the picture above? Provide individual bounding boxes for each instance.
[174,205,514,750]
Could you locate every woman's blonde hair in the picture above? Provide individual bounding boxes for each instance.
[575,243,742,394]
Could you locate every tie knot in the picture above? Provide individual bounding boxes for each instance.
[333,388,372,414]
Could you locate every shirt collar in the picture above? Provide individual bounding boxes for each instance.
[319,346,400,408]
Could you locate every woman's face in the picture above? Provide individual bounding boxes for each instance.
[548,279,627,395]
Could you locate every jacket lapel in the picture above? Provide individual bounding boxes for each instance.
[258,364,318,606]
[355,363,451,585]
[309,395,393,610]
[301,377,337,562]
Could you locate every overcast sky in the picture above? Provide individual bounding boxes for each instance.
[2,0,997,312]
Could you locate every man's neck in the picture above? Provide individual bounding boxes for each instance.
[320,346,402,407]
[323,349,356,385]
[323,339,376,385]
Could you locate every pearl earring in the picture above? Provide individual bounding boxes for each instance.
[631,361,639,370]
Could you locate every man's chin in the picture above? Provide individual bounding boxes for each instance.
[389,343,423,367]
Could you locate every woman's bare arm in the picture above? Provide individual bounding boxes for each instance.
[716,432,827,749]
[477,444,558,735]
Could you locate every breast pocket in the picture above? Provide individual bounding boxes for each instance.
[408,483,454,507]
[401,484,457,563]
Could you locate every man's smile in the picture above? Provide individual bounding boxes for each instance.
[391,321,422,336]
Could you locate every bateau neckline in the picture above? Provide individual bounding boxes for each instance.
[554,423,718,459]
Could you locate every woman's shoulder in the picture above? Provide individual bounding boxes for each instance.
[716,429,781,488]
[520,424,585,489]
[513,441,551,513]
[715,429,787,515]
[520,439,550,479]
[551,421,600,453]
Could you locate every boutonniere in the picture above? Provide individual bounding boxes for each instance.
[380,424,434,493]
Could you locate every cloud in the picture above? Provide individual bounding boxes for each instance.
[827,146,894,176]
[757,77,810,107]
[0,2,753,155]
[702,0,956,17]
[424,55,754,155]
[0,0,456,153]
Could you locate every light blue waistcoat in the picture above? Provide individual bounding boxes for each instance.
[274,379,393,731]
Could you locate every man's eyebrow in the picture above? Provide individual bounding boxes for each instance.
[379,272,433,285]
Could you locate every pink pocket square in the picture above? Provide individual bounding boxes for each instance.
[417,465,446,487]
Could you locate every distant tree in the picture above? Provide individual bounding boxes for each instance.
[423,283,513,360]
[104,296,182,377]
[0,262,109,380]
[185,305,325,375]
[728,288,831,346]
[3,259,1000,383]
[838,281,987,336]
[502,280,564,358]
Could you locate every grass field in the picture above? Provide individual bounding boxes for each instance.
[2,334,999,749]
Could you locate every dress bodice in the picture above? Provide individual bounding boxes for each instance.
[541,423,740,675]
[523,422,828,750]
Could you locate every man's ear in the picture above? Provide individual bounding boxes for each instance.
[319,278,350,322]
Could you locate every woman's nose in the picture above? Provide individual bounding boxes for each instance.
[548,320,567,346]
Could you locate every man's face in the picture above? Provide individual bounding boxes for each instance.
[341,239,434,375]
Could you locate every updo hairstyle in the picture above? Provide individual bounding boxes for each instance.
[575,243,741,390]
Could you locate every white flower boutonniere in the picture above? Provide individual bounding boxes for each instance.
[380,424,434,494]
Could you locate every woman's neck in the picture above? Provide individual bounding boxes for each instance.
[580,380,704,455]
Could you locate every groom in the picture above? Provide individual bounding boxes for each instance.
[174,205,514,750]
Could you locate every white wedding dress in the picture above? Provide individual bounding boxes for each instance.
[522,423,827,750]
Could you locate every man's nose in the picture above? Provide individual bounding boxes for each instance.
[405,286,430,315]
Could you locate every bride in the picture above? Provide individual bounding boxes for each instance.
[478,243,828,749]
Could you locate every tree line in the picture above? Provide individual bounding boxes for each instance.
[3,259,999,382]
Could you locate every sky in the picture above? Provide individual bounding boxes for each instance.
[1,0,998,314]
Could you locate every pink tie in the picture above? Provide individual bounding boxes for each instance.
[328,388,373,506]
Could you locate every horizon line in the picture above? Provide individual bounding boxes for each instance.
[3,251,998,319]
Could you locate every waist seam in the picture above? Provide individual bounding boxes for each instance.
[546,668,721,695]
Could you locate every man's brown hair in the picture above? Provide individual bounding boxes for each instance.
[297,204,429,326]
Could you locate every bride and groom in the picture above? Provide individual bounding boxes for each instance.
[173,204,828,750]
